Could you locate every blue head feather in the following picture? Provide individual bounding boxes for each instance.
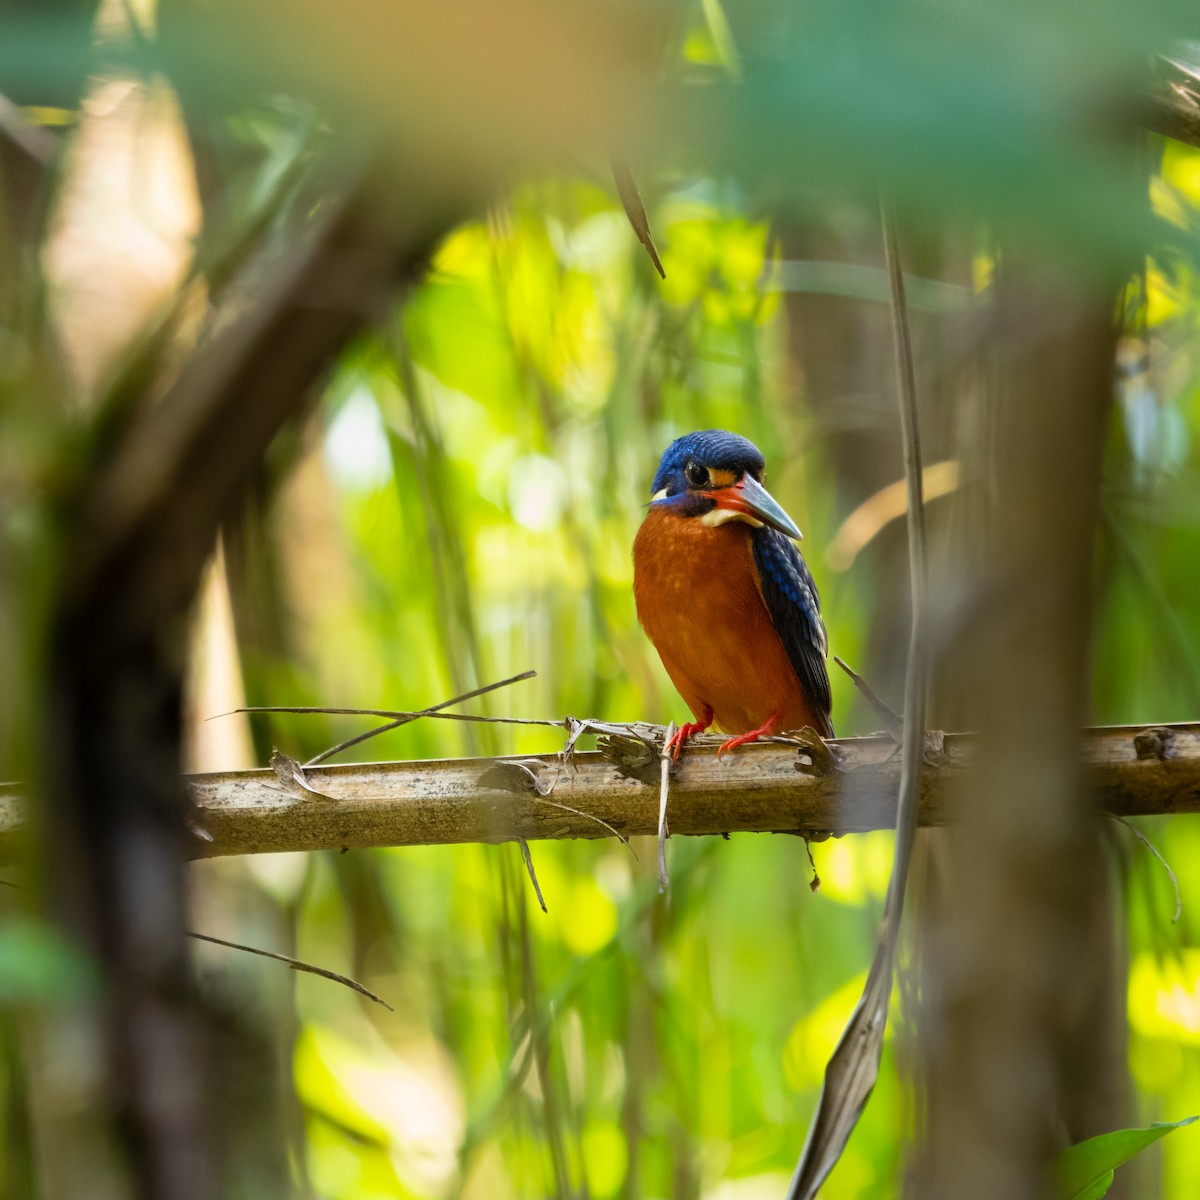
[650,430,765,499]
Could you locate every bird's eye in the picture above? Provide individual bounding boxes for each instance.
[684,462,709,488]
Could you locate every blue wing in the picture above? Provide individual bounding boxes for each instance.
[751,528,834,737]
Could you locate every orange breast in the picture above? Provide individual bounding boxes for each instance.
[632,507,822,734]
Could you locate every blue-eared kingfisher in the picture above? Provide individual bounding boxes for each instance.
[633,430,834,757]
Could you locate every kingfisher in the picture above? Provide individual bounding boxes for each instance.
[633,430,834,757]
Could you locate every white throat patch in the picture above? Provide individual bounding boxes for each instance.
[700,507,763,528]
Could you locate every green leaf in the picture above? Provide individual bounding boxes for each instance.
[1054,1116,1198,1199]
[1071,1171,1114,1200]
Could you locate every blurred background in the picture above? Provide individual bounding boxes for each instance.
[5,0,1200,1196]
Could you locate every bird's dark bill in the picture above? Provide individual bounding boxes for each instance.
[708,475,803,541]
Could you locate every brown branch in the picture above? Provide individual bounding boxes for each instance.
[5,725,1198,862]
[40,170,469,1200]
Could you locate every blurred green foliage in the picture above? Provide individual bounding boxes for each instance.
[187,142,1200,1195]
[6,0,1200,1196]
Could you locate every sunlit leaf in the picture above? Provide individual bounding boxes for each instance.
[1053,1116,1197,1199]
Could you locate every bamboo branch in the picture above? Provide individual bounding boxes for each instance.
[2,725,1197,862]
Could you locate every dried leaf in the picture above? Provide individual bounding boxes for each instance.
[610,154,665,279]
[270,750,335,802]
[478,759,558,796]
[595,725,660,784]
[517,837,548,912]
[791,727,836,775]
[788,943,895,1196]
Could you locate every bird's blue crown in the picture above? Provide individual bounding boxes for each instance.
[650,430,765,497]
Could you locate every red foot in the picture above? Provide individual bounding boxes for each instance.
[666,706,713,761]
[717,712,780,758]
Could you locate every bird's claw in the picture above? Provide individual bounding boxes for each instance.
[716,732,754,758]
[666,720,708,761]
[716,713,781,758]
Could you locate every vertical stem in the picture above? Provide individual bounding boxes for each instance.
[880,204,929,935]
[913,259,1122,1196]
[786,200,928,1199]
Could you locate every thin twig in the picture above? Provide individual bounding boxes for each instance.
[226,708,561,727]
[532,796,636,854]
[657,722,675,893]
[1111,815,1182,924]
[213,671,538,761]
[187,930,394,1010]
[217,671,536,722]
[833,656,903,741]
[517,838,548,913]
[309,672,535,763]
[789,199,929,1199]
[218,702,671,745]
[307,670,536,764]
